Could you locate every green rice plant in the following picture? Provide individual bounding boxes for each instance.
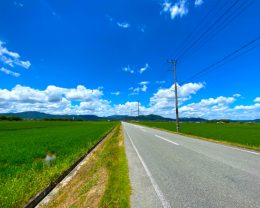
[0,121,117,208]
[136,121,260,150]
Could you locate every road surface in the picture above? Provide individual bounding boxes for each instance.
[122,122,260,208]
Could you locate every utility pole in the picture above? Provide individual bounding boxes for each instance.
[137,101,140,117]
[168,60,180,132]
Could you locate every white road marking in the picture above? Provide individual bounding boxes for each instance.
[227,146,259,155]
[155,135,180,146]
[125,129,171,208]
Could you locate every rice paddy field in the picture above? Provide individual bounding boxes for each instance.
[0,121,117,208]
[136,121,260,150]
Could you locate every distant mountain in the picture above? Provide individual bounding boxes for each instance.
[0,111,101,120]
[134,114,174,121]
[179,117,207,122]
[0,111,259,122]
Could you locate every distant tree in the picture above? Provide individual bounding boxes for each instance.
[0,116,22,121]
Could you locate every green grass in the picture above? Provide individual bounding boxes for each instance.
[99,125,131,208]
[0,121,116,208]
[136,121,260,150]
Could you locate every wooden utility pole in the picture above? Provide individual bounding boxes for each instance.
[137,101,140,117]
[168,60,180,132]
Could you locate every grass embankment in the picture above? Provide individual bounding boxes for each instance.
[136,121,260,151]
[0,121,116,208]
[46,124,131,208]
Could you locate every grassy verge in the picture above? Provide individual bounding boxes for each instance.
[134,121,260,151]
[46,124,131,208]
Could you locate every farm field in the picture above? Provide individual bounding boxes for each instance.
[136,121,260,150]
[0,121,117,208]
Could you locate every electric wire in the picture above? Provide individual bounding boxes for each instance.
[180,35,260,85]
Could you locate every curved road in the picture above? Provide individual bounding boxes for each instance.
[123,122,260,208]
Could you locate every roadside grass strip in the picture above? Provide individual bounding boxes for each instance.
[135,121,260,151]
[45,124,131,208]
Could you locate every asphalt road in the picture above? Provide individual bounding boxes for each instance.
[122,122,260,208]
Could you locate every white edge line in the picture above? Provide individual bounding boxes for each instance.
[227,146,259,155]
[134,124,258,156]
[131,123,259,156]
[124,128,171,208]
[155,135,180,146]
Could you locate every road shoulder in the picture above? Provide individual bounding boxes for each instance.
[123,123,164,208]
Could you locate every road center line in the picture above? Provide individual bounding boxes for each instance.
[125,129,171,208]
[227,146,259,155]
[155,135,180,146]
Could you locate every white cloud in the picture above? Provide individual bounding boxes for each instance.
[139,81,149,85]
[139,63,149,74]
[0,67,20,77]
[111,91,120,96]
[233,93,241,98]
[129,81,149,95]
[0,40,31,70]
[141,85,148,92]
[113,102,140,115]
[65,85,103,102]
[254,97,260,102]
[0,83,259,120]
[148,82,204,116]
[0,85,107,115]
[117,22,130,29]
[122,66,134,74]
[194,0,204,7]
[235,103,260,110]
[162,0,188,19]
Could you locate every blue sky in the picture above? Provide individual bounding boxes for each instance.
[0,0,259,119]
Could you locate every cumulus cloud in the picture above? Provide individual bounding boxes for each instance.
[235,103,260,110]
[162,0,188,19]
[0,85,108,116]
[117,22,130,29]
[150,82,204,105]
[0,83,259,120]
[179,96,236,118]
[0,67,20,77]
[0,40,31,69]
[254,97,260,102]
[65,85,103,102]
[194,0,204,7]
[148,82,204,116]
[139,63,149,74]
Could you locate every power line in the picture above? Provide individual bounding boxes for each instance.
[180,35,260,84]
[181,0,256,61]
[173,0,225,58]
[176,0,243,60]
[176,0,255,61]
